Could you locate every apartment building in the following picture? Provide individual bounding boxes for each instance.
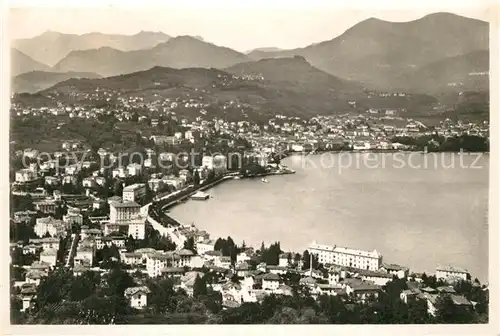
[308,241,382,271]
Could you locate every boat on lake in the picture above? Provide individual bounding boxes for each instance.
[233,176,241,180]
[190,191,210,200]
[261,178,269,183]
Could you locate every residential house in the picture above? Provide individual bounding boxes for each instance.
[178,249,195,267]
[122,183,146,202]
[33,199,58,214]
[242,289,269,303]
[342,278,381,301]
[400,288,422,304]
[162,267,186,278]
[358,269,394,286]
[314,283,345,297]
[83,177,97,188]
[237,249,254,263]
[25,269,47,286]
[299,276,317,289]
[260,273,281,291]
[216,256,232,269]
[34,217,68,238]
[235,262,251,277]
[63,208,83,227]
[204,250,223,263]
[278,253,293,267]
[15,169,39,183]
[267,266,288,275]
[127,163,143,177]
[197,239,216,255]
[180,271,205,296]
[381,263,409,279]
[146,252,180,278]
[30,237,59,251]
[21,285,37,312]
[39,248,58,267]
[124,286,151,309]
[435,265,469,282]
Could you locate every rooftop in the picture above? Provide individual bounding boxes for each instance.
[111,201,141,208]
[124,286,151,297]
[123,183,146,191]
[436,265,469,274]
[309,242,381,258]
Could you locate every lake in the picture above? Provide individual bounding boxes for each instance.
[170,152,489,282]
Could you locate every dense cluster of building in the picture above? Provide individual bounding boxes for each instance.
[10,93,487,319]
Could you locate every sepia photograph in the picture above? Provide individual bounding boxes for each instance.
[3,1,497,330]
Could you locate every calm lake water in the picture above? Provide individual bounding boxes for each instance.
[170,153,489,282]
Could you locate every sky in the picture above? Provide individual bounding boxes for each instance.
[7,4,491,52]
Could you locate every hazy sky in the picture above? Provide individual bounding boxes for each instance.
[8,5,490,52]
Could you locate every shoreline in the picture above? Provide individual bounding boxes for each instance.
[149,156,487,283]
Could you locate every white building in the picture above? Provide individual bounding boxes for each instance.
[197,239,216,255]
[127,163,143,176]
[63,209,83,226]
[105,201,146,239]
[34,217,68,238]
[15,169,38,183]
[308,242,382,271]
[109,201,141,223]
[122,183,146,202]
[435,265,469,282]
[124,286,151,309]
[39,249,58,267]
[381,263,410,279]
[279,252,292,267]
[202,156,214,170]
[112,166,129,179]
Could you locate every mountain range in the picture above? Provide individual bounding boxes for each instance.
[12,30,171,67]
[10,12,489,97]
[12,71,102,93]
[15,58,438,120]
[50,36,250,77]
[11,49,50,77]
[245,13,488,92]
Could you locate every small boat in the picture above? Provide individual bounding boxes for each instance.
[191,191,210,200]
[233,176,241,180]
[261,178,269,183]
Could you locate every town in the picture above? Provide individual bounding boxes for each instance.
[9,93,489,324]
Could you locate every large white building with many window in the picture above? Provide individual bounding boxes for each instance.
[122,183,146,202]
[308,242,382,271]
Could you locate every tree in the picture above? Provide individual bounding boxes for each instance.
[148,278,177,314]
[104,266,135,297]
[34,269,73,309]
[193,275,208,298]
[301,250,318,271]
[69,271,101,301]
[183,237,196,253]
[193,170,200,186]
[435,294,474,323]
[113,180,124,197]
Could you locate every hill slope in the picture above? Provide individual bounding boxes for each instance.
[11,49,50,76]
[226,56,362,92]
[247,13,488,92]
[12,71,102,93]
[16,65,436,120]
[12,30,171,66]
[394,50,489,93]
[52,36,251,77]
